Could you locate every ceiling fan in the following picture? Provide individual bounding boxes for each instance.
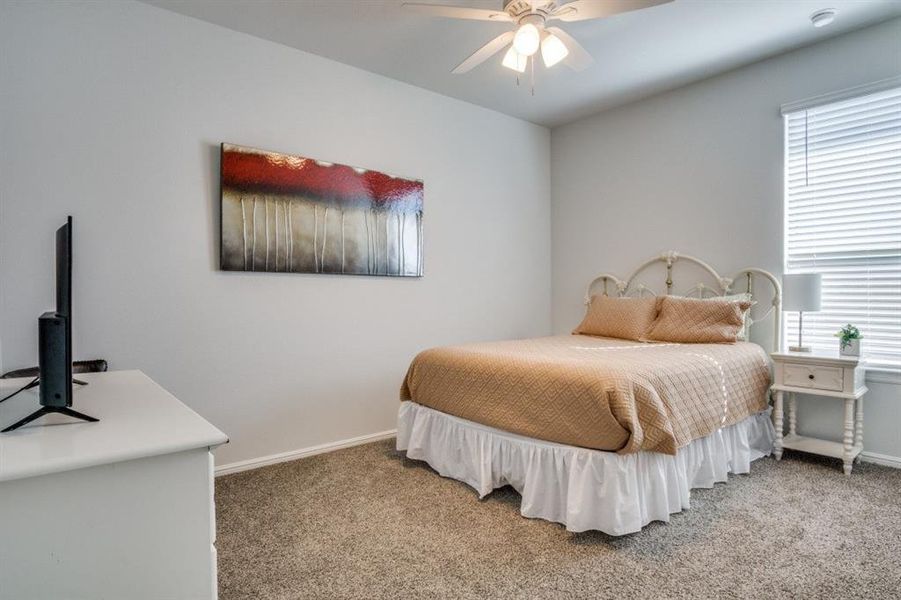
[403,0,673,75]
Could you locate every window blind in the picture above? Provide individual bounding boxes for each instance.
[783,84,901,371]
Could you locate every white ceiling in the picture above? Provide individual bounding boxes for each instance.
[142,0,901,127]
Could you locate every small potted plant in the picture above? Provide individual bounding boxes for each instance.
[835,324,862,357]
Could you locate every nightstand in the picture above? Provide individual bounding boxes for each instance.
[771,350,867,475]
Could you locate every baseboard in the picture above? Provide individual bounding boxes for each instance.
[215,429,397,476]
[859,451,901,469]
[213,430,899,475]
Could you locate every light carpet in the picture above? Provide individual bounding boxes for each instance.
[215,440,901,599]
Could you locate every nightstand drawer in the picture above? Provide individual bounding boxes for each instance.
[783,362,844,392]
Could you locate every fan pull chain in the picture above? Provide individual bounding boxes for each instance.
[530,55,535,96]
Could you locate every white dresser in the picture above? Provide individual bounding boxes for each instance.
[0,370,228,600]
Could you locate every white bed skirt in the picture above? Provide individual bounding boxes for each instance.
[396,401,775,536]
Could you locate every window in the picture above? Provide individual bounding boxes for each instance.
[783,81,901,372]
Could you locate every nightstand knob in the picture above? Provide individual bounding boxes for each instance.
[808,374,815,380]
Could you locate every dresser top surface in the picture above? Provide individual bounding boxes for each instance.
[0,370,228,482]
[771,350,865,368]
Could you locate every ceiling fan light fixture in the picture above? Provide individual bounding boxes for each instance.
[540,33,569,68]
[512,23,540,56]
[501,46,527,73]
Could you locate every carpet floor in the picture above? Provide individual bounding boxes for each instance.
[215,440,901,600]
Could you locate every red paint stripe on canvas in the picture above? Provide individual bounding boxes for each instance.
[222,145,423,211]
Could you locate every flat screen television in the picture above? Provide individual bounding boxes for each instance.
[57,215,73,372]
[41,216,74,408]
[1,216,97,432]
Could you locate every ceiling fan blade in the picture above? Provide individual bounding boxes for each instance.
[402,3,513,22]
[546,27,594,71]
[550,0,672,22]
[452,30,515,74]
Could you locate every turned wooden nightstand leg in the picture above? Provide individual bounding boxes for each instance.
[843,397,855,476]
[855,396,864,450]
[773,390,784,460]
[788,392,797,436]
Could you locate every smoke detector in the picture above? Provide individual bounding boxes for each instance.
[811,9,837,28]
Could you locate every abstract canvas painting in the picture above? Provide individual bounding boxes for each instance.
[220,143,423,276]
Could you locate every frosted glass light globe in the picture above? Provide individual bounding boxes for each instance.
[513,23,540,57]
[540,33,569,67]
[501,47,527,73]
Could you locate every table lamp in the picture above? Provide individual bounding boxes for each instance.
[783,273,822,352]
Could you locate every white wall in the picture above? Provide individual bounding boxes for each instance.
[551,18,901,461]
[2,1,896,468]
[0,1,551,466]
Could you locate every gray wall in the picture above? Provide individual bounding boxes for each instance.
[551,18,901,461]
[0,1,552,466]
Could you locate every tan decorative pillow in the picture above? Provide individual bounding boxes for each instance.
[573,295,661,341]
[645,295,752,344]
[707,293,754,341]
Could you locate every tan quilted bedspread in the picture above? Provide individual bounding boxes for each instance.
[400,335,770,455]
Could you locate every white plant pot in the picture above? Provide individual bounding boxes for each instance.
[840,338,860,357]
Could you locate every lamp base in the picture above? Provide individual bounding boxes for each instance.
[789,345,812,353]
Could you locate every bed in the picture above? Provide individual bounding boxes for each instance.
[397,251,782,535]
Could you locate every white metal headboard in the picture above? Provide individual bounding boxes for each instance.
[584,251,782,351]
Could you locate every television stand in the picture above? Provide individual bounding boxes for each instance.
[9,377,86,393]
[0,376,92,432]
[1,405,98,432]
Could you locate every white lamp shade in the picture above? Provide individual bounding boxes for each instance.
[782,273,822,312]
